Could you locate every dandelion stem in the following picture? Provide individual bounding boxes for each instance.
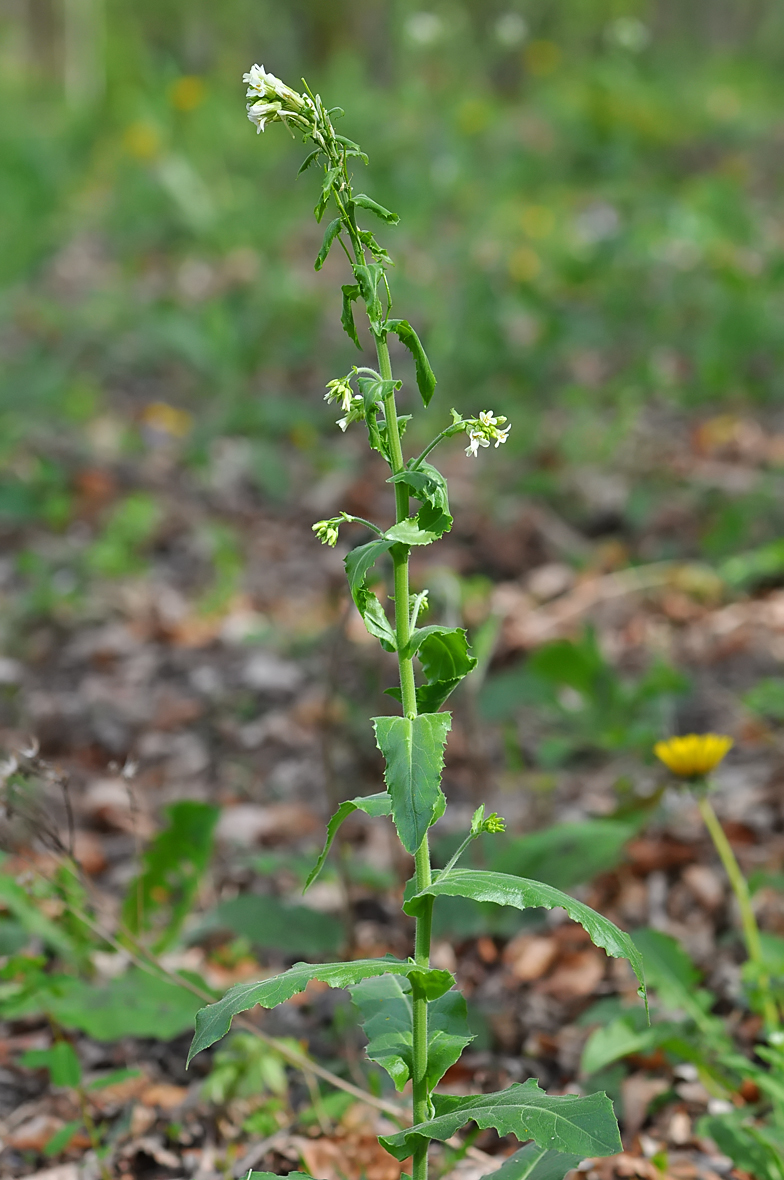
[697,793,778,1030]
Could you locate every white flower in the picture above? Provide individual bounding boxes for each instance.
[243,64,315,133]
[325,377,355,414]
[465,430,490,457]
[243,64,307,111]
[462,410,511,457]
[247,101,280,133]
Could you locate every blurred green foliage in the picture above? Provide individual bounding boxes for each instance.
[3,0,784,493]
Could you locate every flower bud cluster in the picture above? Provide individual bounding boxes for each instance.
[469,804,507,838]
[462,411,511,458]
[312,514,348,547]
[243,64,316,134]
[324,375,365,432]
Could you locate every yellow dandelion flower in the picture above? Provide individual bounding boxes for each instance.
[654,733,733,778]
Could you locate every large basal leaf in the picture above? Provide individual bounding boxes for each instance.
[196,894,344,956]
[305,792,392,889]
[46,970,203,1042]
[482,1142,583,1180]
[407,870,645,998]
[350,974,473,1091]
[379,1079,622,1161]
[122,800,219,952]
[373,713,451,854]
[385,319,437,407]
[344,538,397,648]
[188,958,454,1063]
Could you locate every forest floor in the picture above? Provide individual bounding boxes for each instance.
[2,398,784,1180]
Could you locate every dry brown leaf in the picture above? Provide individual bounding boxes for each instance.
[537,949,605,999]
[22,1166,80,1180]
[139,1083,190,1110]
[620,1074,670,1139]
[7,1114,68,1152]
[72,829,108,875]
[503,934,559,982]
[89,1069,149,1112]
[293,1132,404,1180]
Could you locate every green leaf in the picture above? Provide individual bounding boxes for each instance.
[351,975,473,1091]
[698,1112,783,1180]
[315,217,343,270]
[580,1014,668,1076]
[408,870,646,998]
[341,284,362,349]
[297,149,321,175]
[0,866,79,961]
[44,1118,83,1158]
[121,801,219,953]
[483,1143,583,1180]
[249,1174,315,1180]
[373,713,451,854]
[388,463,449,512]
[720,539,784,592]
[386,319,437,407]
[353,193,399,224]
[407,626,477,681]
[344,538,397,648]
[385,500,453,546]
[379,1079,622,1160]
[353,261,384,309]
[357,375,398,416]
[315,166,340,222]
[196,894,344,956]
[188,958,454,1064]
[44,970,204,1041]
[631,928,715,1032]
[387,627,477,713]
[358,228,392,263]
[20,1041,82,1087]
[305,793,392,889]
[86,1067,142,1092]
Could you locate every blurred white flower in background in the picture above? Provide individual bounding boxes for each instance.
[494,12,528,48]
[405,12,444,45]
[605,16,650,52]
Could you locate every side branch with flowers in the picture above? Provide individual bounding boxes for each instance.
[186,65,648,1180]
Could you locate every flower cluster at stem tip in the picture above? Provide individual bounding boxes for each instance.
[462,410,511,457]
[243,64,315,134]
[654,733,733,779]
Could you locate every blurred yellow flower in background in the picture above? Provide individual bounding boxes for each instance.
[654,733,733,778]
[141,402,192,439]
[123,121,161,161]
[170,76,206,112]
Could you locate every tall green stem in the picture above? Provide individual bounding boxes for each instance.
[374,327,432,1180]
[697,794,778,1030]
